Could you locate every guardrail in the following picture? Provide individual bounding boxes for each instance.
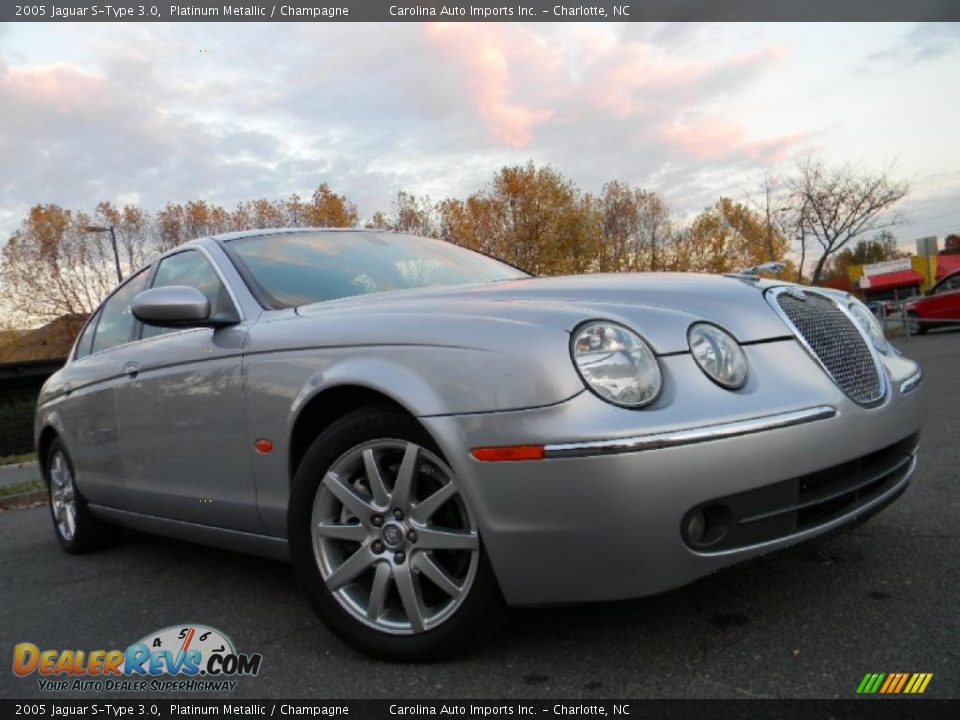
[873,299,959,341]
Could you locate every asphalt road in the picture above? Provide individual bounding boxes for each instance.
[1,331,958,700]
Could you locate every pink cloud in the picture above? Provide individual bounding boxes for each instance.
[659,116,807,163]
[1,64,108,115]
[582,43,788,119]
[659,117,747,160]
[422,24,794,164]
[424,23,557,147]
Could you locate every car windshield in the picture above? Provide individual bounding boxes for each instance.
[227,231,527,308]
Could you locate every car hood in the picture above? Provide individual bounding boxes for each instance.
[295,272,795,354]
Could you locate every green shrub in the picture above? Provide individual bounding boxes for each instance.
[0,398,37,457]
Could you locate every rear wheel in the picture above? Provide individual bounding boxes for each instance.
[288,408,502,660]
[45,438,121,553]
[907,312,926,336]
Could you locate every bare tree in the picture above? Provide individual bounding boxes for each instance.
[396,191,437,237]
[786,159,910,285]
[597,182,673,272]
[745,170,794,265]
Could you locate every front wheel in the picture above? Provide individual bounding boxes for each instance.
[288,408,503,660]
[907,312,926,336]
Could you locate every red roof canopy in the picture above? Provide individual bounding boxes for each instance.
[937,254,960,279]
[864,269,924,290]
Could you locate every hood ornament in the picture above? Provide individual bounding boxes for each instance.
[724,261,787,283]
[785,287,807,301]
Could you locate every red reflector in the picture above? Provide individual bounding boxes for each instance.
[470,445,545,462]
[254,439,274,454]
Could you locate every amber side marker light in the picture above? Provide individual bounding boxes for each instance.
[470,445,545,462]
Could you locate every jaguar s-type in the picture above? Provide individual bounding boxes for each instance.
[35,229,925,659]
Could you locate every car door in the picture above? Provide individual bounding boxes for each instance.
[51,270,151,506]
[927,273,960,320]
[114,248,262,532]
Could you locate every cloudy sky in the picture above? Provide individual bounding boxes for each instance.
[1,21,959,247]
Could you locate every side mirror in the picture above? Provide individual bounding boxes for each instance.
[132,286,235,328]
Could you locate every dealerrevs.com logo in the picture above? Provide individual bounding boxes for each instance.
[13,624,262,692]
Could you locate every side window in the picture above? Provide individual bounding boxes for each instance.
[89,270,150,355]
[142,250,235,339]
[74,310,101,360]
[934,276,958,294]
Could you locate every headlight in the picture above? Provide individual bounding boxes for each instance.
[847,300,889,353]
[571,321,661,407]
[688,323,748,389]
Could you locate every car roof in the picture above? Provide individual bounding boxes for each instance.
[209,227,372,243]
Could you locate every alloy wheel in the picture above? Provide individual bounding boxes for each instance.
[311,440,479,635]
[49,450,78,541]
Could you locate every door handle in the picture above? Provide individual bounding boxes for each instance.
[123,362,140,378]
[62,383,73,396]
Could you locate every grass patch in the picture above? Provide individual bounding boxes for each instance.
[0,478,43,497]
[0,452,36,467]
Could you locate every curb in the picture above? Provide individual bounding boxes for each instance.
[0,489,47,511]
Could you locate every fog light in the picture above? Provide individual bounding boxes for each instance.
[682,504,732,548]
[686,510,707,544]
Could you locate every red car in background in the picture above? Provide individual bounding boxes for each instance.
[906,270,960,335]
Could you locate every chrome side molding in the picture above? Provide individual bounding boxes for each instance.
[544,405,837,459]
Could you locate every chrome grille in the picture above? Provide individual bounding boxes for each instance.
[773,291,884,405]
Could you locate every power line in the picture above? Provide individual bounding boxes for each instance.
[898,206,960,227]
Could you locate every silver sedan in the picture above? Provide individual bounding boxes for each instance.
[35,229,925,659]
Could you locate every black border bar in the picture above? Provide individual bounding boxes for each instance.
[2,699,959,719]
[3,1,960,23]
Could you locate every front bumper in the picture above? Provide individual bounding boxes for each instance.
[420,339,925,606]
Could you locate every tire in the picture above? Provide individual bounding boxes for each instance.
[288,407,503,661]
[45,438,122,553]
[907,312,926,336]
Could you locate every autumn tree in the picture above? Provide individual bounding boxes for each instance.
[824,231,905,281]
[91,201,156,277]
[784,159,909,284]
[674,198,794,276]
[304,183,359,228]
[2,184,363,327]
[233,197,287,230]
[438,163,600,275]
[365,192,437,236]
[367,211,392,231]
[596,182,673,272]
[0,205,135,324]
[393,191,436,236]
[156,200,233,250]
[284,194,308,227]
[942,234,960,255]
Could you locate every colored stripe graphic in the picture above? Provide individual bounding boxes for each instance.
[879,674,896,693]
[893,673,909,693]
[856,673,886,694]
[857,673,932,694]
